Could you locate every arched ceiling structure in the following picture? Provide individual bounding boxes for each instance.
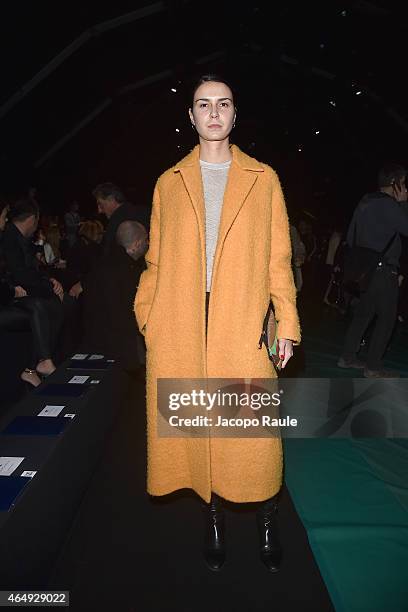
[0,0,407,221]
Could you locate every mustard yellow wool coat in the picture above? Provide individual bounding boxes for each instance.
[134,144,301,504]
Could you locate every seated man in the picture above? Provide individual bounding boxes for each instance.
[2,199,74,376]
[0,201,42,387]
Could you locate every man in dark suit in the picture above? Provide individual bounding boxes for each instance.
[69,183,148,299]
[93,182,149,256]
[2,199,75,374]
[74,185,148,372]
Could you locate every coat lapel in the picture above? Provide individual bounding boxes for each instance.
[212,145,264,281]
[174,144,264,287]
[174,146,206,245]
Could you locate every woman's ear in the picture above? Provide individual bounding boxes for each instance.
[188,108,195,126]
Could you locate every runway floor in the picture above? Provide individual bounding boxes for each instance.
[48,374,334,612]
[45,303,408,611]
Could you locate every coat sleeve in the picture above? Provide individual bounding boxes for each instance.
[134,180,161,335]
[269,169,301,344]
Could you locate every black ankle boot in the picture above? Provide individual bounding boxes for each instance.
[256,495,282,572]
[202,493,226,571]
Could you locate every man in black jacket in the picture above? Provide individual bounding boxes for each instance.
[68,184,148,371]
[338,164,408,377]
[2,200,63,300]
[93,182,149,256]
[3,199,74,375]
[68,183,148,299]
[79,218,148,371]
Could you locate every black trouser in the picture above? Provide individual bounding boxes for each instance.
[14,296,64,362]
[0,306,36,369]
[342,265,399,370]
[205,291,279,509]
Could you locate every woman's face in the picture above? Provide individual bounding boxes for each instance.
[0,206,9,231]
[189,81,236,144]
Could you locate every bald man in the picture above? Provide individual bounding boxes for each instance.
[116,220,148,261]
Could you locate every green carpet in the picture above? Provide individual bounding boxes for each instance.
[284,307,408,611]
[300,306,408,379]
[285,439,408,612]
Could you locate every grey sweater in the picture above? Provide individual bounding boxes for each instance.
[200,159,231,291]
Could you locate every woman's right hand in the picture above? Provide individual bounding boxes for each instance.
[14,286,27,298]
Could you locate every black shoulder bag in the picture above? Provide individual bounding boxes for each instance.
[342,224,396,298]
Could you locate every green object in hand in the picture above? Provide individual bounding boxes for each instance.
[269,336,278,357]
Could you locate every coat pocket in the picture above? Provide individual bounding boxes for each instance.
[144,300,158,348]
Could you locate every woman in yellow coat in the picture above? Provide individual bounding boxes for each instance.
[135,75,301,572]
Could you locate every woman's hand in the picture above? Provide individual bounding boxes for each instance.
[277,339,294,368]
[50,277,64,301]
[14,286,27,298]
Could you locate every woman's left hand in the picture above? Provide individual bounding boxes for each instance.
[277,339,294,368]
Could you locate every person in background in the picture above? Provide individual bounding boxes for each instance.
[45,223,62,264]
[2,199,68,377]
[68,184,146,299]
[66,220,103,295]
[298,218,317,296]
[93,182,148,256]
[116,220,148,263]
[338,163,408,377]
[397,235,408,323]
[34,228,56,266]
[64,201,80,248]
[323,224,343,306]
[79,220,147,371]
[325,225,342,273]
[290,223,306,292]
[0,202,41,386]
